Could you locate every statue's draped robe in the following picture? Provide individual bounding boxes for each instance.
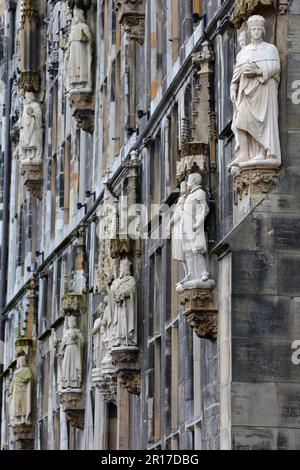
[182,187,209,255]
[20,102,43,160]
[9,367,33,424]
[112,275,137,347]
[65,22,93,91]
[61,328,84,389]
[171,195,185,262]
[231,41,281,161]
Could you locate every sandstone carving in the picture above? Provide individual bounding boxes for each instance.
[233,0,274,27]
[111,258,137,348]
[175,173,213,291]
[64,7,93,94]
[19,92,43,163]
[59,316,84,390]
[9,356,33,427]
[229,15,281,170]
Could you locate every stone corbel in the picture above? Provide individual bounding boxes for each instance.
[59,390,85,430]
[114,0,145,45]
[111,345,140,396]
[21,159,43,199]
[11,423,34,450]
[119,370,141,395]
[69,91,95,134]
[178,285,218,342]
[92,368,118,404]
[233,167,280,202]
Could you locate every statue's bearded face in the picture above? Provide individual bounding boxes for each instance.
[249,25,264,41]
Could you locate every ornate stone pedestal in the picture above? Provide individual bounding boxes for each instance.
[11,423,34,450]
[111,346,140,396]
[114,0,145,45]
[59,389,85,430]
[177,141,208,183]
[178,284,218,342]
[21,159,43,199]
[232,166,280,223]
[69,91,94,134]
[92,367,118,404]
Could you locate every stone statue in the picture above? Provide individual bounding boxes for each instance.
[19,92,43,162]
[229,15,281,168]
[238,30,246,50]
[111,258,137,348]
[177,173,210,290]
[59,316,84,390]
[64,7,93,94]
[167,181,189,281]
[93,297,113,368]
[9,356,33,426]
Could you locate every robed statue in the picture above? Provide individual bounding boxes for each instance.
[64,7,93,93]
[9,356,33,426]
[59,316,84,390]
[229,15,281,168]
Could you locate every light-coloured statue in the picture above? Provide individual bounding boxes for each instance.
[238,30,246,50]
[177,173,210,290]
[59,316,84,390]
[19,92,43,162]
[9,356,33,426]
[229,15,281,168]
[93,298,113,368]
[111,258,137,348]
[168,182,189,281]
[64,7,93,94]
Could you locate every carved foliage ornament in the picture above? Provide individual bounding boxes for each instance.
[234,169,280,200]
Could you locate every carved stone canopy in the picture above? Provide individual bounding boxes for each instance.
[179,287,218,341]
[177,142,209,183]
[62,291,85,315]
[18,72,40,94]
[233,0,274,28]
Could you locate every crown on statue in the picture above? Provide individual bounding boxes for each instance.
[247,15,266,28]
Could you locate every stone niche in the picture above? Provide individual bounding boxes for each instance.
[21,159,43,200]
[178,282,218,342]
[114,0,145,45]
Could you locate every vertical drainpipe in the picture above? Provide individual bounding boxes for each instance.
[0,0,16,446]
